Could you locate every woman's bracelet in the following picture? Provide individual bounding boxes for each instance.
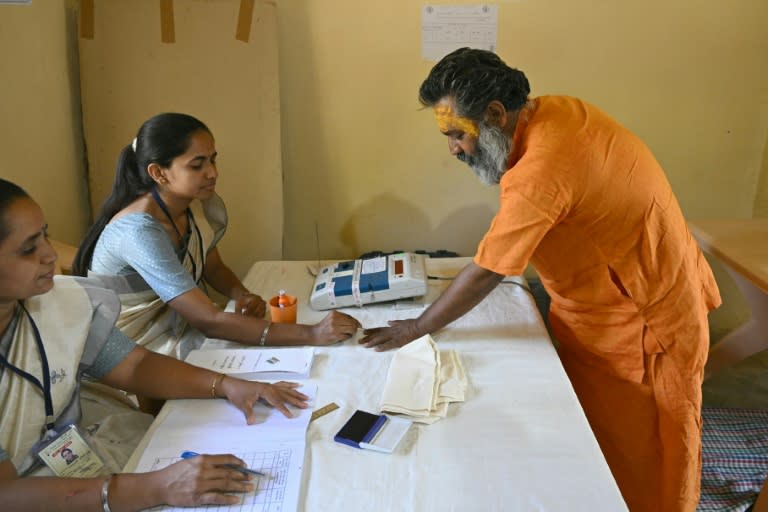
[259,321,272,347]
[100,474,115,512]
[210,373,226,399]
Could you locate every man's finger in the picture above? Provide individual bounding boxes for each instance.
[366,333,392,346]
[375,341,398,352]
[360,329,386,344]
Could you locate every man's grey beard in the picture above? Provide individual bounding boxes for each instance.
[456,123,511,185]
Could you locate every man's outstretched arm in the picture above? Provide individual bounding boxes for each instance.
[359,261,504,351]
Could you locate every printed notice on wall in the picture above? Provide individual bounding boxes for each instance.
[421,4,498,62]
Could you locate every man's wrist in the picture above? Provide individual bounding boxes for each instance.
[411,318,427,340]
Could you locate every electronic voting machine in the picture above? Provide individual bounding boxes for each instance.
[309,253,428,310]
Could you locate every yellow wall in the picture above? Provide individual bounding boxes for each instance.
[77,0,283,278]
[3,1,766,262]
[2,1,767,339]
[753,132,768,217]
[277,0,768,260]
[0,0,89,245]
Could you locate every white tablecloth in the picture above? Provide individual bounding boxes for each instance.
[127,258,626,511]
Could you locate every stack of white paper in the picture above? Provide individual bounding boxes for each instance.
[134,384,317,512]
[184,347,314,380]
[379,334,467,424]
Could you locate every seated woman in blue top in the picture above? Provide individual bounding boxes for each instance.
[0,178,309,510]
[73,113,360,360]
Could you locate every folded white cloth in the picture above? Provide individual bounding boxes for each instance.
[380,334,467,424]
[436,349,467,404]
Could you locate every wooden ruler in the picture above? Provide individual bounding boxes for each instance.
[310,402,339,422]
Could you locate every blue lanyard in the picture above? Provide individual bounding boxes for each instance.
[150,188,204,284]
[0,302,55,432]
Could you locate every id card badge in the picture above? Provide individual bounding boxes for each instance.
[36,424,107,478]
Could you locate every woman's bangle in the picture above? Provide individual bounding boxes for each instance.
[101,474,115,512]
[210,373,226,399]
[259,321,272,346]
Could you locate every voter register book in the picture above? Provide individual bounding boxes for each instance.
[310,252,427,310]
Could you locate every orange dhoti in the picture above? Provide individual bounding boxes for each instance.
[552,298,711,511]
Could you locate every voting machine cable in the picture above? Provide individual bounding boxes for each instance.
[426,275,534,298]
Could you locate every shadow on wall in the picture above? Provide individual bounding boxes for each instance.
[339,193,496,258]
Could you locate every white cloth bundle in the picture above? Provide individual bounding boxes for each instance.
[380,334,467,424]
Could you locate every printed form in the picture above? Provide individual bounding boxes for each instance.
[135,383,317,511]
[422,4,498,61]
[184,347,315,380]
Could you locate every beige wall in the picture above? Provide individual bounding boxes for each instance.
[3,0,766,262]
[78,0,283,278]
[2,1,767,340]
[0,0,89,245]
[753,132,768,217]
[276,0,768,260]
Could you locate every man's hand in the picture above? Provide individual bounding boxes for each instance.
[359,319,422,351]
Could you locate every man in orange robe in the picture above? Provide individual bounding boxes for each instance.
[360,48,721,511]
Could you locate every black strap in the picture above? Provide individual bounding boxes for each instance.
[150,188,205,283]
[0,302,55,431]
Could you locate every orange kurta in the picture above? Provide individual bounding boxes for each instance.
[474,96,721,511]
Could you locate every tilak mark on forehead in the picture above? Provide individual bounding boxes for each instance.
[434,105,479,138]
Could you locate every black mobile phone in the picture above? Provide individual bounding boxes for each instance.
[334,410,385,448]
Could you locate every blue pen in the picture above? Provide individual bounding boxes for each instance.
[180,451,266,477]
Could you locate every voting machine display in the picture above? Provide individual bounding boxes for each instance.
[310,253,427,310]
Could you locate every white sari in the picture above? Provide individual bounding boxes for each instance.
[0,277,151,476]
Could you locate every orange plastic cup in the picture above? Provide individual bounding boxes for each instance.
[269,294,297,323]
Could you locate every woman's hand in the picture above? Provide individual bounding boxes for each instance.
[310,311,361,346]
[153,454,254,507]
[234,293,266,317]
[220,378,309,423]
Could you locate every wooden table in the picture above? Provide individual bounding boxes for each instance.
[688,219,768,377]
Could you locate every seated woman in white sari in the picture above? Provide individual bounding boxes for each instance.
[73,113,360,361]
[0,179,309,509]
